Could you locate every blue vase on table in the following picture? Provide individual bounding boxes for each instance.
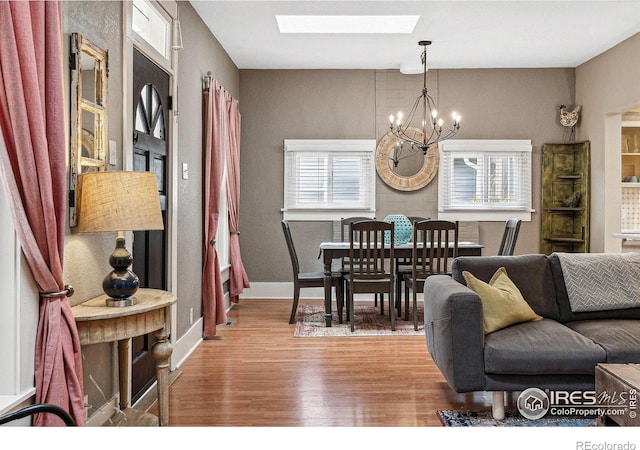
[383,214,413,245]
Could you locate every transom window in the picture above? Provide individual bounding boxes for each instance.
[438,140,532,221]
[283,139,376,221]
[132,0,171,60]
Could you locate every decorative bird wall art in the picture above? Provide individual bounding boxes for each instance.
[559,104,581,142]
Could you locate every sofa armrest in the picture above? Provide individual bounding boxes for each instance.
[424,275,486,392]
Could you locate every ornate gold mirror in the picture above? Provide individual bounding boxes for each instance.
[375,128,439,191]
[69,32,108,227]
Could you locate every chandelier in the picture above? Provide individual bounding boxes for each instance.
[387,40,461,166]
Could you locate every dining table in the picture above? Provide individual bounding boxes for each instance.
[318,241,484,327]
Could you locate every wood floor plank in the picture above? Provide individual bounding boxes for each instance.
[160,299,510,427]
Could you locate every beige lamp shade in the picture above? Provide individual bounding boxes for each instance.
[76,171,164,232]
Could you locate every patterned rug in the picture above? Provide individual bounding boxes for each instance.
[293,304,424,337]
[437,410,597,427]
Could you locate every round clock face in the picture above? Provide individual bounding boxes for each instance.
[375,128,439,191]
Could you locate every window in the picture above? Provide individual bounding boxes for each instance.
[438,140,532,221]
[283,139,376,221]
[132,0,171,60]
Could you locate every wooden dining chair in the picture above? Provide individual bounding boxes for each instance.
[281,220,343,324]
[340,216,377,306]
[344,220,396,332]
[395,216,428,318]
[498,218,522,256]
[404,220,459,330]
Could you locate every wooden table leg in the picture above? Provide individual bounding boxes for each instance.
[151,333,173,426]
[118,338,131,411]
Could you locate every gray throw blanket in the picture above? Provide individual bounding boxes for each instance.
[554,252,640,312]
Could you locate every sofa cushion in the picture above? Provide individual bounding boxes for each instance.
[463,267,542,334]
[566,320,640,364]
[452,254,560,320]
[549,253,640,323]
[484,318,606,375]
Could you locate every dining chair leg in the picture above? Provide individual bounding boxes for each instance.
[345,283,351,322]
[336,281,344,324]
[413,288,419,331]
[390,290,395,331]
[289,286,300,324]
[349,288,355,332]
[404,280,410,322]
[395,277,402,319]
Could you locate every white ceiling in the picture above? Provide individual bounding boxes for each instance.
[189,0,640,70]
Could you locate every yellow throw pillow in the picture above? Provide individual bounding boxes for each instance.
[463,267,542,334]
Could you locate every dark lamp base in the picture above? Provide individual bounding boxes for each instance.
[102,235,140,307]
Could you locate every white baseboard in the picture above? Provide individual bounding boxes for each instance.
[172,316,203,370]
[240,282,331,300]
[239,281,374,301]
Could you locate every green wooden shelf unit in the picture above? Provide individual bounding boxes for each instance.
[541,141,590,254]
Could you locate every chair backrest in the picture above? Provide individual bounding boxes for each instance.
[406,217,428,244]
[349,220,394,280]
[341,216,374,242]
[498,218,522,256]
[408,216,428,225]
[281,220,300,277]
[412,220,459,277]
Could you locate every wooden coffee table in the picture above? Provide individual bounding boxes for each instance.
[595,363,640,426]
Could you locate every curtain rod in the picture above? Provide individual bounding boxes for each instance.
[203,71,235,102]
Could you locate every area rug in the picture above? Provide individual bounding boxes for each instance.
[293,304,424,337]
[437,410,597,427]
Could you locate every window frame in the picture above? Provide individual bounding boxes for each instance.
[282,139,376,221]
[438,139,533,222]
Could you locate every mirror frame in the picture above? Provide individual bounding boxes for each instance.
[375,129,439,191]
[69,32,109,227]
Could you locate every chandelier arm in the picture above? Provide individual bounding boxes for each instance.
[402,93,424,131]
[387,40,461,157]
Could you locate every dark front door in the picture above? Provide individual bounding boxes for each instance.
[131,48,169,404]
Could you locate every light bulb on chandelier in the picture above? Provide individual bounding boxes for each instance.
[387,40,461,167]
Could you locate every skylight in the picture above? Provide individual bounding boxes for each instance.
[275,15,419,34]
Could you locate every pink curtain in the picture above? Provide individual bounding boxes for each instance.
[226,98,249,303]
[202,80,228,337]
[0,1,85,426]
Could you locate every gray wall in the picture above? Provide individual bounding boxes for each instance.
[175,1,239,337]
[576,32,640,253]
[239,70,376,278]
[238,67,575,282]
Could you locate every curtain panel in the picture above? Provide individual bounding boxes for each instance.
[0,1,85,426]
[202,80,228,337]
[225,98,249,302]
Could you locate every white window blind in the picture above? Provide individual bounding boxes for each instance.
[283,139,376,221]
[438,140,532,221]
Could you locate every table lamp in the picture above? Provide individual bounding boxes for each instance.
[76,171,164,307]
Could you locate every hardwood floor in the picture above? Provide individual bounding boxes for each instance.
[160,299,511,427]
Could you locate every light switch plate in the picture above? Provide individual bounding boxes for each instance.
[108,140,117,165]
[182,162,189,179]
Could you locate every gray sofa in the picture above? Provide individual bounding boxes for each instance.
[423,253,640,419]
